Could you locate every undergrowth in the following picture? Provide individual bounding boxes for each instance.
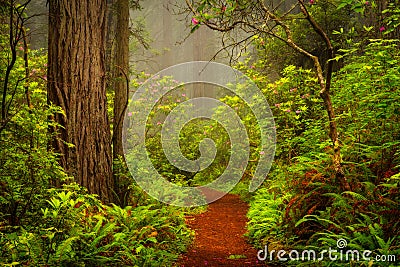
[245,40,400,266]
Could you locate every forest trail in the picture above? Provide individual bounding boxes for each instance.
[176,191,267,266]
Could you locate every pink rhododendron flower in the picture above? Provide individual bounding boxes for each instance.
[192,17,199,25]
[296,110,301,114]
[379,26,385,32]
[285,109,291,112]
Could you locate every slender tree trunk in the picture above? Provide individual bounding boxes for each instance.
[112,0,129,160]
[298,0,350,191]
[112,0,129,205]
[48,0,114,203]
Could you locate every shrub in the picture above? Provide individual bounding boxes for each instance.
[0,183,193,266]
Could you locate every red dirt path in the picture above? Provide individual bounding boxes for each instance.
[175,192,268,267]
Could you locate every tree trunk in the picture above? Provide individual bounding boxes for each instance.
[112,0,129,160]
[298,1,350,191]
[111,0,129,205]
[47,0,114,203]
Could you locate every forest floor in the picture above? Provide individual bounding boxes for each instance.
[175,190,269,267]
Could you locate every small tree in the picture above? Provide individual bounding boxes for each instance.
[185,0,350,190]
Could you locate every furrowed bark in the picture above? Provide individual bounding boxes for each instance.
[48,0,114,203]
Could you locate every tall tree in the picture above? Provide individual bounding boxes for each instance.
[111,0,130,205]
[47,0,114,202]
[112,0,129,161]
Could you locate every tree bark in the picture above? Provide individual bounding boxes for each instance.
[48,0,114,203]
[111,0,130,205]
[112,0,129,161]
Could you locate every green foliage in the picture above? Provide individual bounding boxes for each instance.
[0,184,192,266]
[383,1,400,34]
[0,17,193,266]
[246,186,291,248]
[245,37,400,265]
[0,43,67,227]
[334,39,400,182]
[139,75,263,190]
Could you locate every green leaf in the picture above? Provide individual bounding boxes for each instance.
[191,24,200,33]
[135,245,145,253]
[147,237,158,243]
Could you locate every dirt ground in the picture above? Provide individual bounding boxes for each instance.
[175,192,269,266]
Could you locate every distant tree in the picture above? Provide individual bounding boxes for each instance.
[112,0,129,164]
[47,0,114,202]
[185,0,350,190]
[111,0,130,205]
[1,0,32,131]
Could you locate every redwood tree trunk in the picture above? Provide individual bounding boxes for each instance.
[112,0,129,160]
[48,0,113,203]
[111,0,130,205]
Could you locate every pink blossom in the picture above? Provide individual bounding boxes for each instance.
[250,65,255,69]
[365,1,369,5]
[157,121,162,125]
[379,26,385,32]
[274,103,281,108]
[182,93,186,97]
[309,0,315,4]
[296,110,301,114]
[192,17,199,25]
[301,93,310,99]
[259,151,265,155]
[43,75,47,80]
[128,112,132,117]
[285,109,291,113]
[290,87,297,92]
